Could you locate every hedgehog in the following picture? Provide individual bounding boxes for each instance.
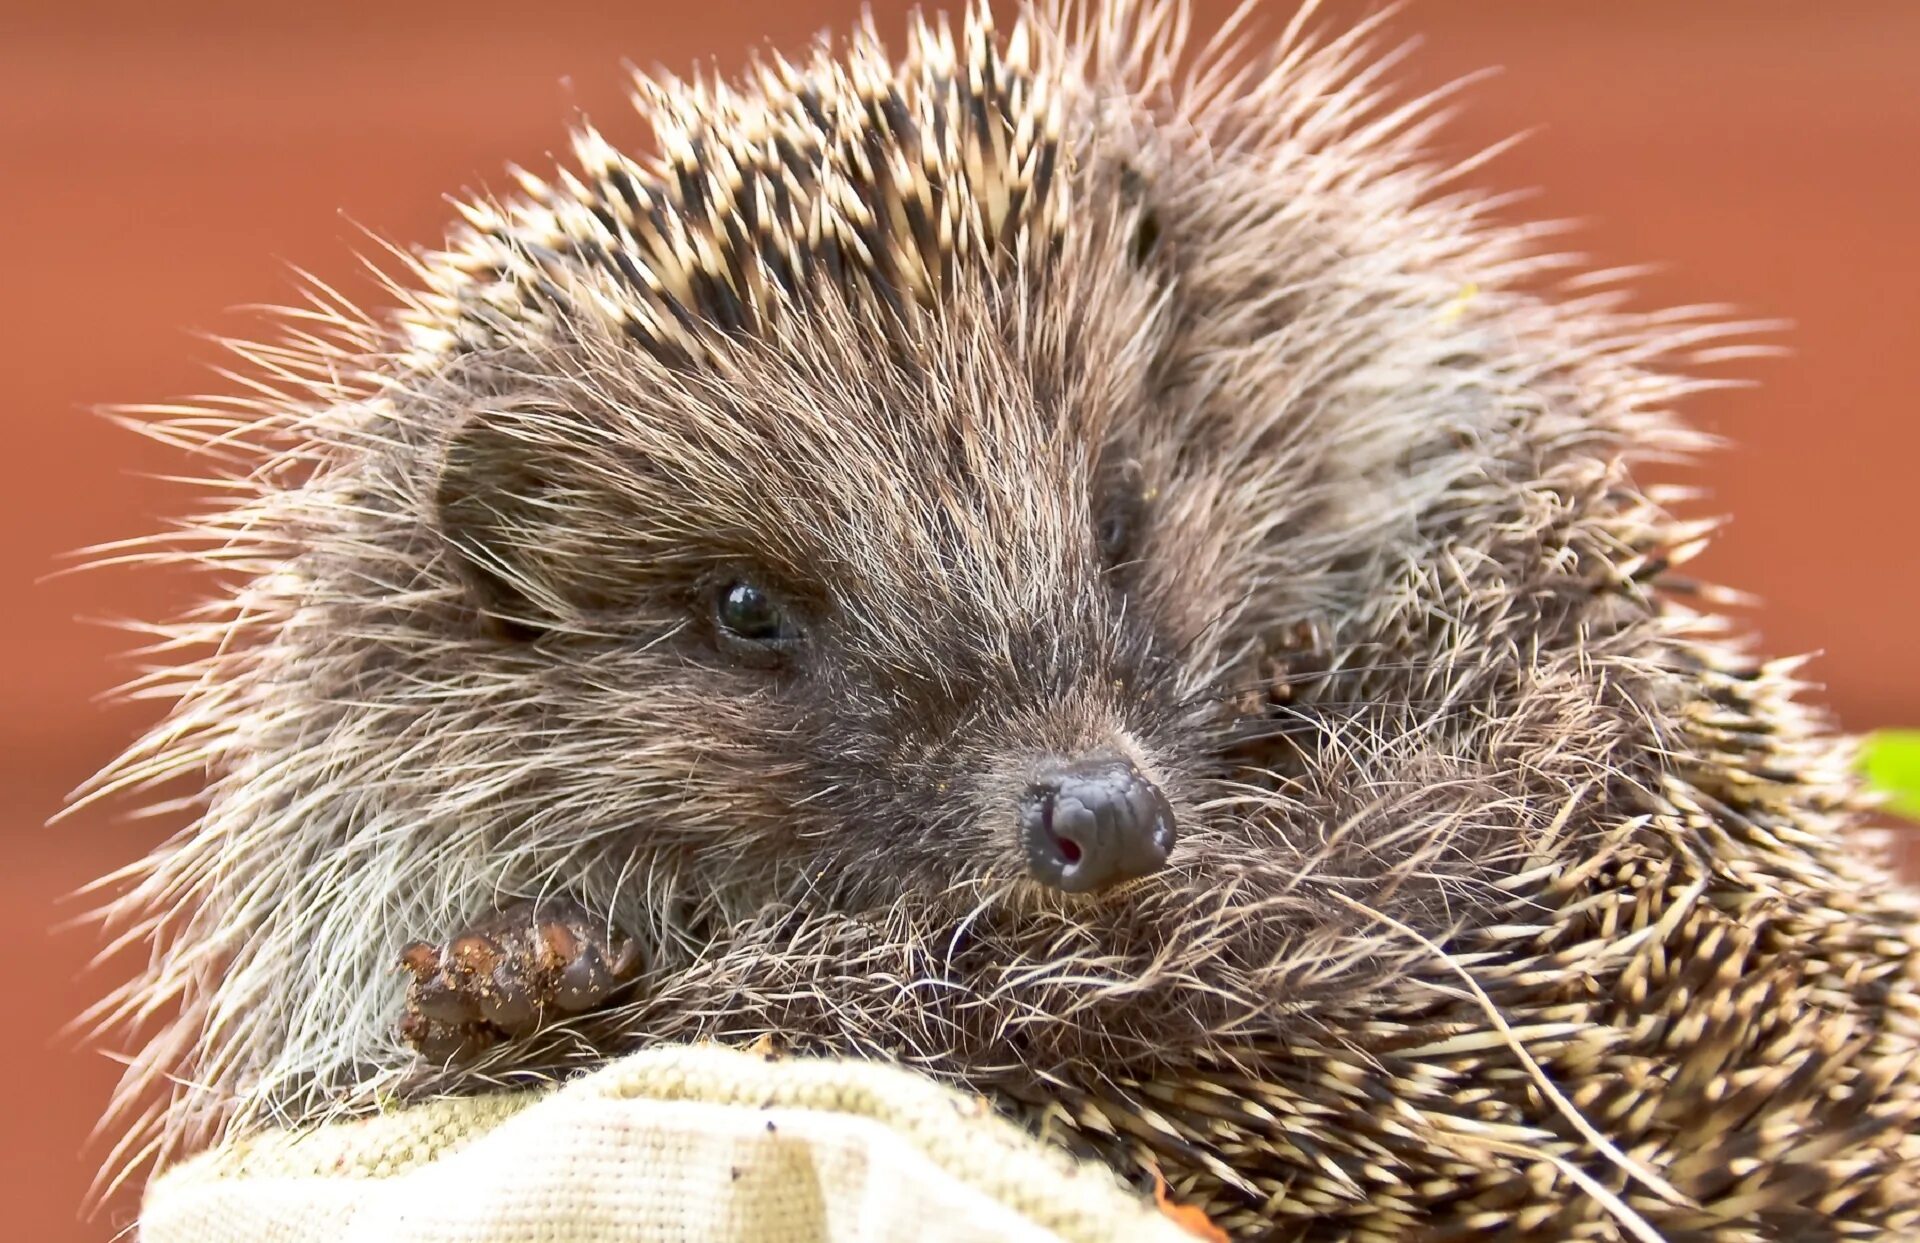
[79,1,1920,1239]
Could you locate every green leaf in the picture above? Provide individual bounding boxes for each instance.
[1863,730,1920,822]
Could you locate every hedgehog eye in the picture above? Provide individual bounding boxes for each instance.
[711,579,800,665]
[1097,511,1132,561]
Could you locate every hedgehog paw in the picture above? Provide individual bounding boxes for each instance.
[396,898,643,1061]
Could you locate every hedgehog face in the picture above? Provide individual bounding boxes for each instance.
[422,278,1239,911]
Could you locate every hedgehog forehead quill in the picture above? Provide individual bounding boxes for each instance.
[86,2,1920,1237]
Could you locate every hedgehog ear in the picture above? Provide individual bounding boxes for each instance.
[1118,165,1163,267]
[432,405,580,639]
[1131,205,1162,266]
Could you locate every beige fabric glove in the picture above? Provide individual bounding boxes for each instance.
[141,1044,1202,1243]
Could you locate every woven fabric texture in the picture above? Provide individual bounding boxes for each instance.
[141,1044,1196,1243]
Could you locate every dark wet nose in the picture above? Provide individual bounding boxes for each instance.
[1018,756,1176,893]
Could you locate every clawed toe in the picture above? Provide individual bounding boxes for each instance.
[396,899,643,1060]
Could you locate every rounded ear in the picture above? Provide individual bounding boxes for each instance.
[1118,165,1164,268]
[432,402,601,638]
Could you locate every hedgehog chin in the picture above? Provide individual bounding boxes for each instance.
[1001,866,1171,912]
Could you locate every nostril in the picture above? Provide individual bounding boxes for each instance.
[1037,796,1083,864]
[1018,755,1176,894]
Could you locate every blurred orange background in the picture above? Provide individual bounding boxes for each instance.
[5,1,1917,1237]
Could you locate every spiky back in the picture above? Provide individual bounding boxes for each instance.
[415,7,1066,366]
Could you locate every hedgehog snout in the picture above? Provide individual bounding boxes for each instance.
[1017,756,1175,893]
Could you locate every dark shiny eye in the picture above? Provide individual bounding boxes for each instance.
[712,579,799,665]
[1097,511,1131,560]
[716,581,785,640]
